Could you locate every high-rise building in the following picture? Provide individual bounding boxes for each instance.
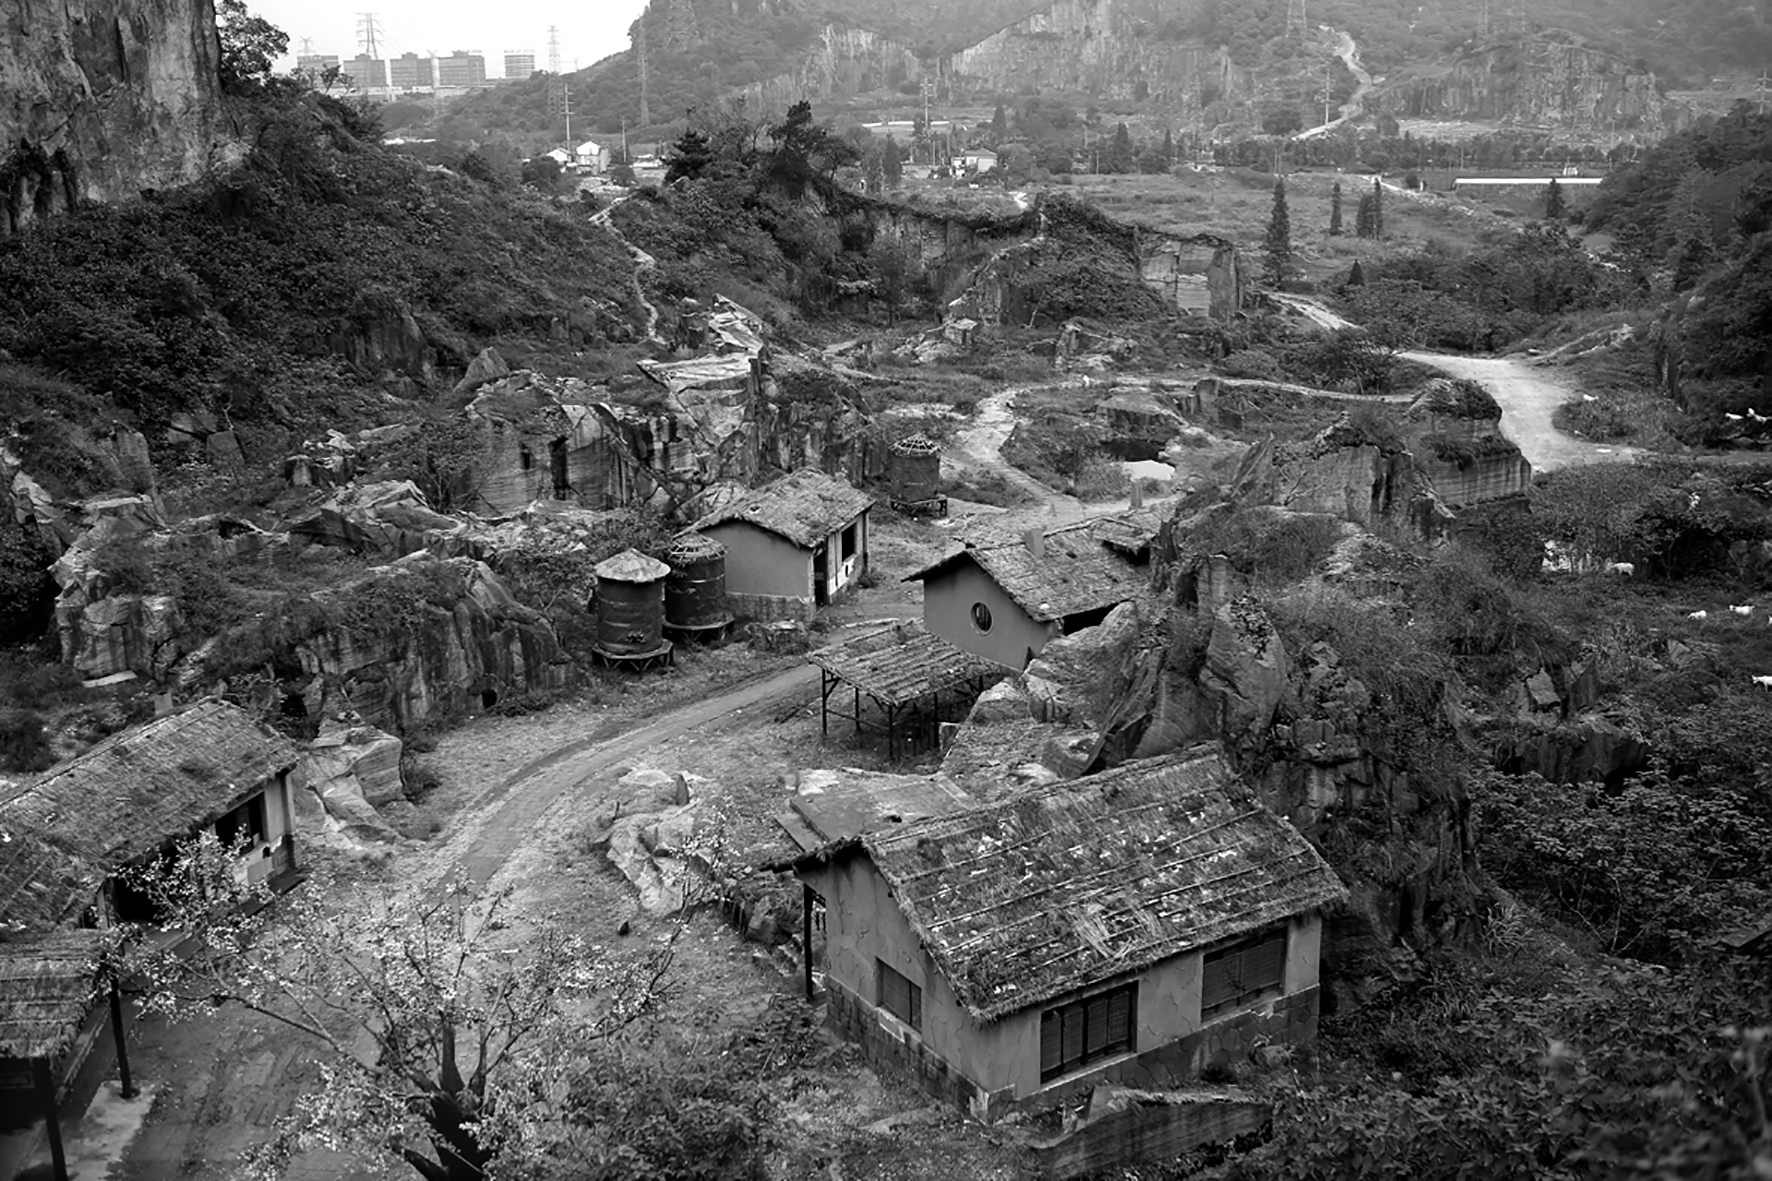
[344,53,387,89]
[436,51,487,88]
[390,52,433,88]
[296,52,341,76]
[503,51,536,79]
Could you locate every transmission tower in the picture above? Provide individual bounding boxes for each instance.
[357,12,382,57]
[1285,0,1306,41]
[299,37,315,55]
[547,25,561,75]
[1479,0,1492,38]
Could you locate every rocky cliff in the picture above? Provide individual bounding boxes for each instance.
[1,0,225,234]
[739,25,923,110]
[1374,36,1676,132]
[949,0,1250,109]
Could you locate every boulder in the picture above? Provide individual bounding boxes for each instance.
[454,347,511,398]
[306,725,406,809]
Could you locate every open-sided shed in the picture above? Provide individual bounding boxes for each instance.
[808,621,1009,760]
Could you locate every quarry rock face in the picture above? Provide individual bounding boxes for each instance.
[948,0,1253,109]
[300,725,405,844]
[296,559,571,733]
[0,0,226,234]
[1376,37,1678,132]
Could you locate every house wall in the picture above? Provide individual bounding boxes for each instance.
[811,856,1327,1121]
[703,522,813,600]
[920,560,1056,669]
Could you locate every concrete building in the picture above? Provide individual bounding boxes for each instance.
[344,53,387,89]
[685,467,874,622]
[504,50,536,79]
[906,514,1155,670]
[389,52,433,89]
[782,749,1346,1120]
[436,51,487,88]
[296,52,340,76]
[574,139,609,172]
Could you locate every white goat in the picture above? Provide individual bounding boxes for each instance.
[1726,412,1745,422]
[1730,604,1755,616]
[1582,393,1598,403]
[1686,609,1709,622]
[1751,675,1772,690]
[1605,561,1635,576]
[1750,408,1769,424]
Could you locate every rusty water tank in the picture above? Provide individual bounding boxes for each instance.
[890,433,941,502]
[664,533,732,631]
[592,549,671,655]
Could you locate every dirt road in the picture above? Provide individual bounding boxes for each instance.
[1400,351,1642,472]
[1273,295,1638,473]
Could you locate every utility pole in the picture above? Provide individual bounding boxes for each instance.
[921,78,934,166]
[637,14,651,129]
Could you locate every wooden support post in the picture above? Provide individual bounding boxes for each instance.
[109,978,136,1099]
[853,688,861,738]
[820,671,829,737]
[887,703,896,762]
[33,1058,68,1181]
[802,883,815,1001]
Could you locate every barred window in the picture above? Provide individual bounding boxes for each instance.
[1201,927,1287,1015]
[1039,983,1136,1082]
[877,960,922,1031]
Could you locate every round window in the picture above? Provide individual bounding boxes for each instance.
[970,602,993,633]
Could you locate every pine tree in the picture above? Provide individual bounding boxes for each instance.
[1372,177,1385,237]
[1263,177,1294,287]
[1355,193,1377,239]
[1329,181,1344,236]
[1545,177,1567,220]
[989,103,1007,143]
[882,133,903,186]
[1162,128,1175,162]
[1110,122,1135,173]
[1347,259,1366,287]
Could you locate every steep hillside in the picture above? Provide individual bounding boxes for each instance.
[1,0,225,232]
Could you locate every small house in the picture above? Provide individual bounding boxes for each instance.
[0,699,304,936]
[906,517,1150,669]
[574,139,608,173]
[958,148,998,173]
[686,468,875,622]
[784,749,1347,1120]
[544,148,571,168]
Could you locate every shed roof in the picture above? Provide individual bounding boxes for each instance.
[594,548,671,583]
[688,468,875,550]
[0,831,102,940]
[808,621,1010,707]
[0,929,108,1060]
[0,701,301,922]
[798,749,1346,1022]
[906,520,1145,621]
[777,767,973,852]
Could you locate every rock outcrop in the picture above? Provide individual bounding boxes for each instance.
[581,768,712,914]
[1,0,226,234]
[292,558,571,733]
[1374,35,1680,133]
[300,724,405,844]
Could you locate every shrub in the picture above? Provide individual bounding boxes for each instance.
[0,708,54,773]
[1218,348,1284,381]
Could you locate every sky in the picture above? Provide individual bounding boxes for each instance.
[249,0,650,77]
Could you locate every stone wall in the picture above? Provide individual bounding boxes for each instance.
[1,0,226,235]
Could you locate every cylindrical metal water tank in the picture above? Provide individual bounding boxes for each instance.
[593,549,671,655]
[664,534,732,630]
[890,434,941,502]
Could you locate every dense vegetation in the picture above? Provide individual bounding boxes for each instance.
[0,85,638,437]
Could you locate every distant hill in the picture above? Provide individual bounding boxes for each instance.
[443,0,1772,145]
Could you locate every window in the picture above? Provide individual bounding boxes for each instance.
[841,522,859,561]
[876,960,922,1031]
[970,602,993,633]
[214,794,268,852]
[1201,927,1287,1015]
[1040,982,1135,1082]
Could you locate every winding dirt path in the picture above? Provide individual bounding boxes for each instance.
[1295,29,1373,140]
[1274,295,1638,473]
[589,194,665,346]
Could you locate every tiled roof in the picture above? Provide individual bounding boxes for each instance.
[0,929,108,1059]
[687,467,874,550]
[907,519,1146,621]
[797,749,1346,1022]
[0,701,300,936]
[808,621,1010,707]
